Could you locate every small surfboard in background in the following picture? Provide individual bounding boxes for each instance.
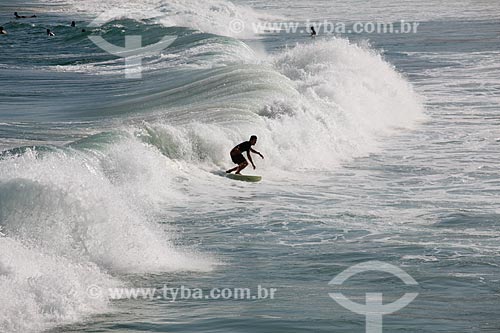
[226,173,262,183]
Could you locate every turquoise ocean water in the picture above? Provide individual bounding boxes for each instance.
[1,0,499,332]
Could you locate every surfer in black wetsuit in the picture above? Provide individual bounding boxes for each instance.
[0,27,7,35]
[226,135,264,174]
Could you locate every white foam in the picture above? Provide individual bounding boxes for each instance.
[261,38,425,169]
[0,144,213,273]
[0,237,119,332]
[402,255,439,262]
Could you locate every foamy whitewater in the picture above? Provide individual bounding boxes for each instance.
[0,0,499,332]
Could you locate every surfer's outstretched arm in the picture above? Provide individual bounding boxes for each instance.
[250,148,264,159]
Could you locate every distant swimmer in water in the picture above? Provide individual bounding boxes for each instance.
[226,135,264,174]
[71,21,76,27]
[47,29,55,36]
[310,26,317,38]
[14,12,37,19]
[0,27,7,35]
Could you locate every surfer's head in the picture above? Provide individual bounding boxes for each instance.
[250,135,257,145]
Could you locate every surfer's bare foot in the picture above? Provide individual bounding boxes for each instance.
[225,170,231,173]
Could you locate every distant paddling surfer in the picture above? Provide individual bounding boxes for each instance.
[14,12,37,19]
[226,135,264,174]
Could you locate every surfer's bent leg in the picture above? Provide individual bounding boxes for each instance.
[229,150,248,174]
[235,161,248,175]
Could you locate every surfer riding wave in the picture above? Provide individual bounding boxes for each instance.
[226,135,264,174]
